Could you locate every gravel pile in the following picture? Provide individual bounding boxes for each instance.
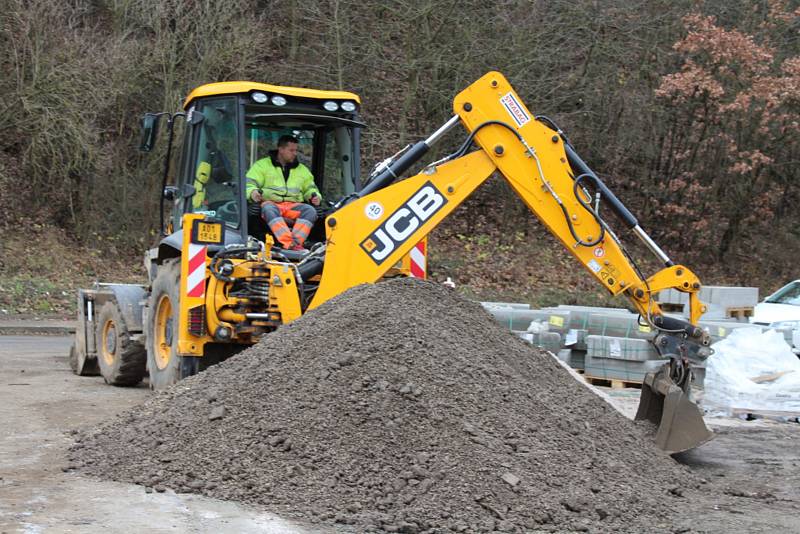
[70,278,695,533]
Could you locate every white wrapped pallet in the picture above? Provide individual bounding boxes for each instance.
[704,328,800,417]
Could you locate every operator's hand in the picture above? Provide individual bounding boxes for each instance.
[309,193,320,206]
[250,190,263,203]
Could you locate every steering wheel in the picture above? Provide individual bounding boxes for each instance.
[216,200,239,221]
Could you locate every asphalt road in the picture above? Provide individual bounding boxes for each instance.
[0,335,329,533]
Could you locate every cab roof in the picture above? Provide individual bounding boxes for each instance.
[183,81,361,109]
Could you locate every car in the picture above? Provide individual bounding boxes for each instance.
[751,280,800,328]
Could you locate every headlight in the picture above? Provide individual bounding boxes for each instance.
[271,95,287,106]
[251,92,268,103]
[341,101,356,112]
[769,320,800,329]
[323,101,339,111]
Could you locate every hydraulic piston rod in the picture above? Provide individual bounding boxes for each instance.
[358,115,461,197]
[564,143,674,267]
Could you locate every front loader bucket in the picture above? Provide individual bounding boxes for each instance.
[635,369,712,454]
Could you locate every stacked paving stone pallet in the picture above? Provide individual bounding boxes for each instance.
[482,285,773,386]
[481,302,664,384]
[657,285,759,321]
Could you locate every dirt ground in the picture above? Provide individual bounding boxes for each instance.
[603,389,800,532]
[1,335,799,533]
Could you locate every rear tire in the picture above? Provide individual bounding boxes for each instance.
[96,302,146,386]
[146,259,198,390]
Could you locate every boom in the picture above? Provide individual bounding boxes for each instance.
[310,71,712,453]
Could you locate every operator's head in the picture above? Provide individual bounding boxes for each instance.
[277,135,299,165]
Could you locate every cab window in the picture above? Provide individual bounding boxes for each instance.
[322,126,356,200]
[190,97,241,226]
[243,115,356,203]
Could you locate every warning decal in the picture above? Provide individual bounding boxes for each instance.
[500,92,531,128]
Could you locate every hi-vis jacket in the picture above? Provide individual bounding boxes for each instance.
[245,151,320,204]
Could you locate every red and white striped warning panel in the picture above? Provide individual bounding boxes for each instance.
[186,243,207,298]
[409,241,426,279]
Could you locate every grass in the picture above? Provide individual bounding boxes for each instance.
[0,276,65,314]
[0,223,146,318]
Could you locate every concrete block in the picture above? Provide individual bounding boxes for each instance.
[485,309,571,334]
[481,301,531,310]
[555,349,586,371]
[657,286,759,320]
[586,335,659,362]
[656,287,686,305]
[552,304,633,314]
[562,328,588,350]
[693,365,705,389]
[584,314,655,341]
[698,322,790,346]
[516,331,562,352]
[698,320,762,344]
[706,286,759,308]
[543,306,635,331]
[584,351,668,383]
[568,349,585,370]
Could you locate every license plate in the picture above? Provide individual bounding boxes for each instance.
[193,221,223,244]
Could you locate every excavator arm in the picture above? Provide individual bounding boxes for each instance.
[307,71,712,453]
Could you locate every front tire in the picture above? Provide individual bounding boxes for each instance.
[96,302,146,386]
[146,259,198,390]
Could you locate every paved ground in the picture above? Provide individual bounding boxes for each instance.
[2,334,799,533]
[0,336,331,534]
[0,318,75,336]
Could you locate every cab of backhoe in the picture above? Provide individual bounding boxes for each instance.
[159,82,364,250]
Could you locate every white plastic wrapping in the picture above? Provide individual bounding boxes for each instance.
[704,327,800,416]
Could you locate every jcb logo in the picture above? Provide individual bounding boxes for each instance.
[360,182,446,265]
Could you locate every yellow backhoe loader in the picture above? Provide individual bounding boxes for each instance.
[71,72,713,453]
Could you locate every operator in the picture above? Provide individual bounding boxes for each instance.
[246,135,321,251]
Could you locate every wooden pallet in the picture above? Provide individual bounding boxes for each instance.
[727,307,753,320]
[731,408,800,421]
[583,375,642,390]
[658,303,754,320]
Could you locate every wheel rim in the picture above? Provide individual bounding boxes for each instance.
[100,319,117,366]
[154,294,174,371]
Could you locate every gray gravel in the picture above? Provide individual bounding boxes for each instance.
[70,278,696,533]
